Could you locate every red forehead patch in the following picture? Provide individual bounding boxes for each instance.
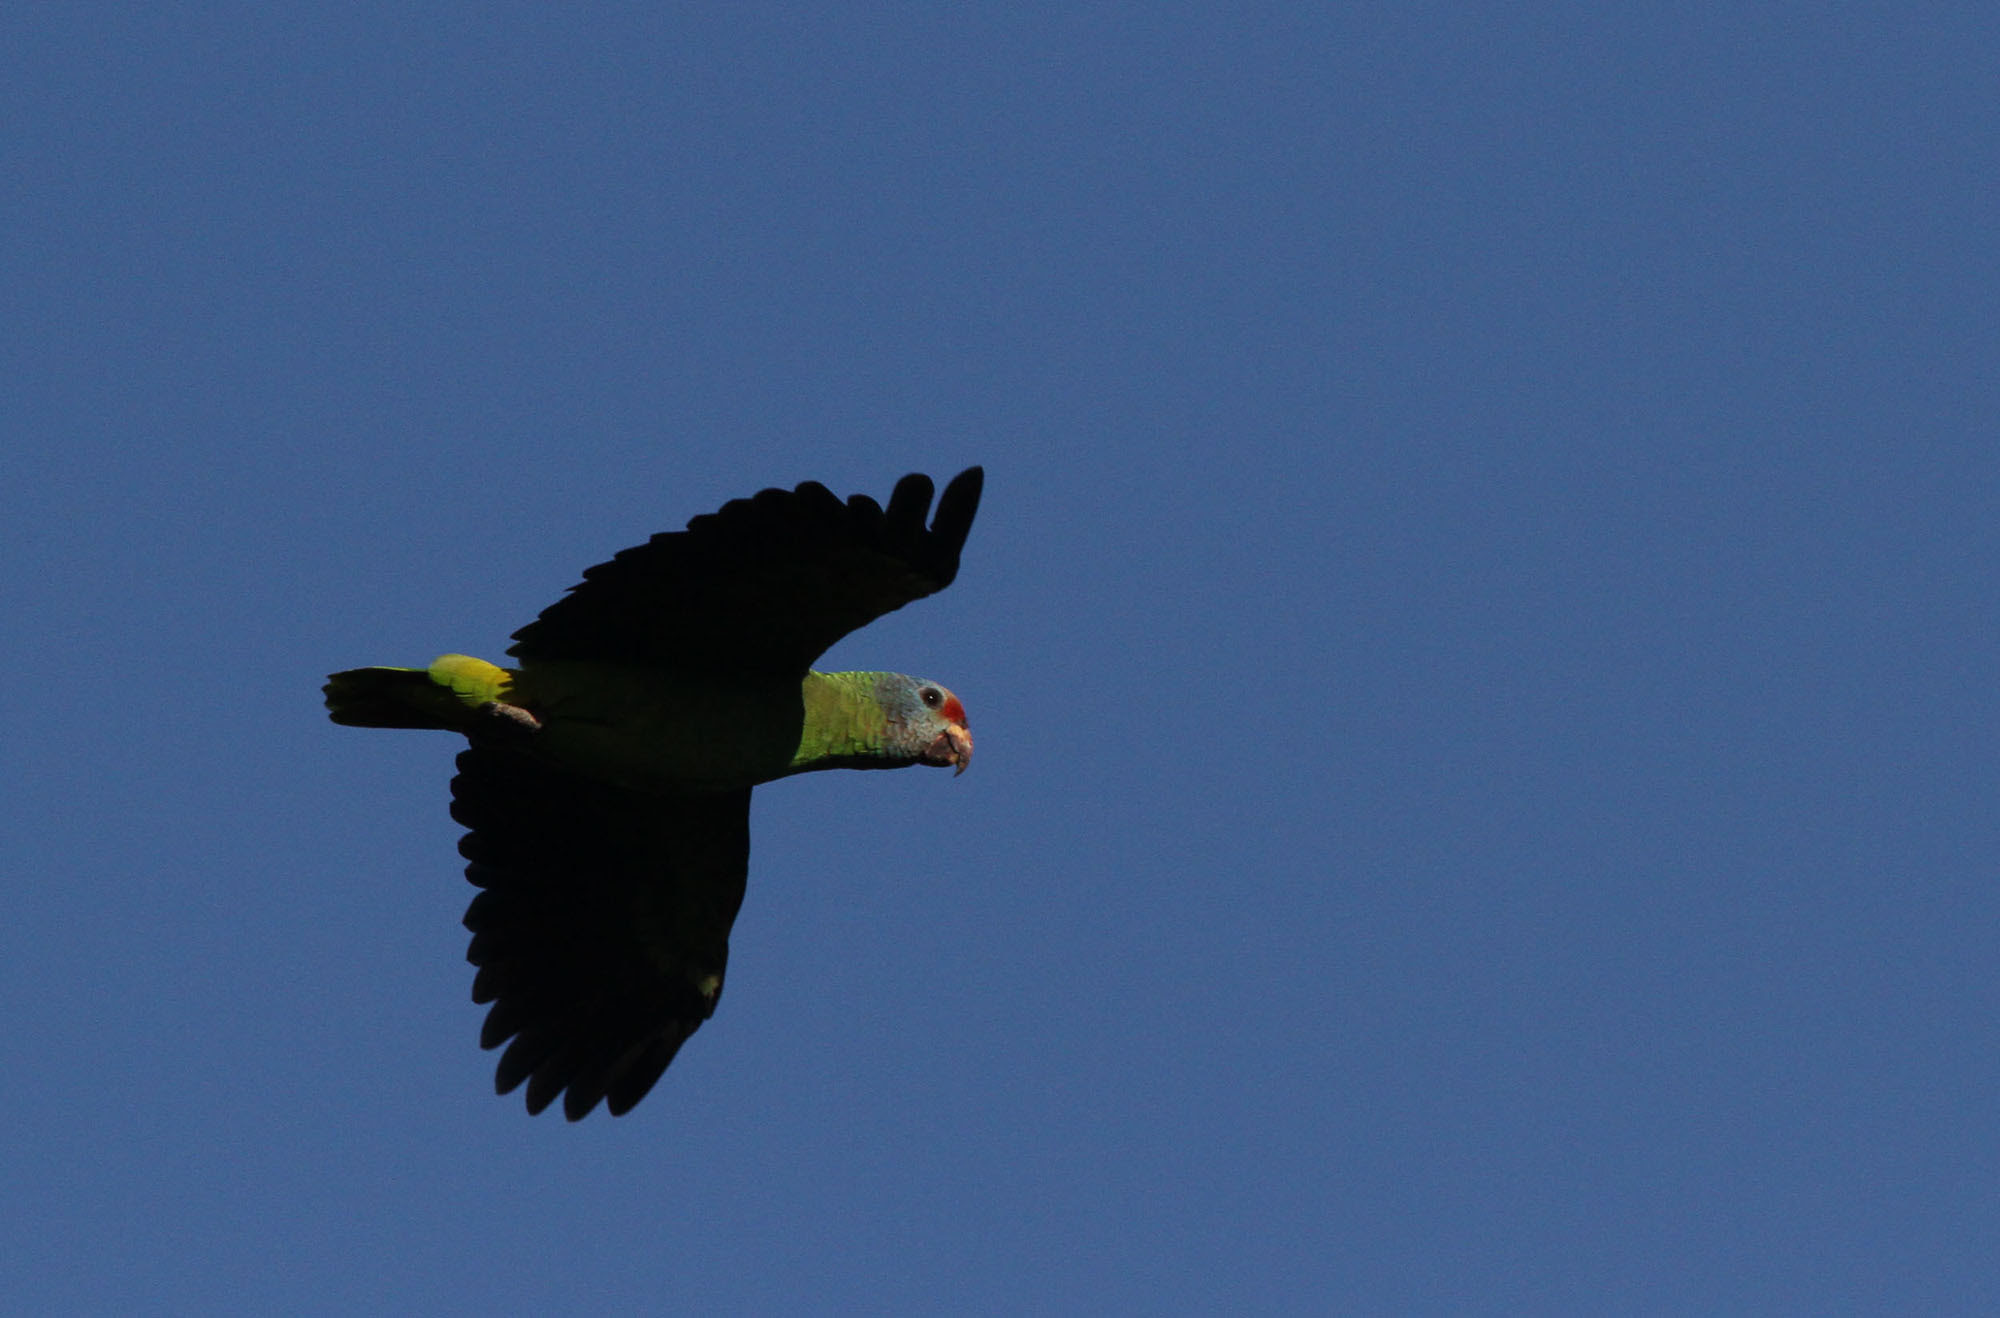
[940,694,966,724]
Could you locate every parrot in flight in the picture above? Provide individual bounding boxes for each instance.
[323,467,982,1120]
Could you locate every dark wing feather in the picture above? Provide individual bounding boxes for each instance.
[507,466,983,675]
[450,746,750,1120]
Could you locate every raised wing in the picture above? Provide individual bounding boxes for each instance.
[507,466,983,676]
[451,746,751,1119]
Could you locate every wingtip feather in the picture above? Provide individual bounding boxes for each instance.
[932,466,983,548]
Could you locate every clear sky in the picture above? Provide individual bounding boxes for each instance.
[6,4,1995,1312]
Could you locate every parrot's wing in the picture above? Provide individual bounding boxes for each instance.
[451,746,750,1120]
[507,466,983,676]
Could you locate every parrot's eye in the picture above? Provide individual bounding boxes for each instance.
[920,687,942,708]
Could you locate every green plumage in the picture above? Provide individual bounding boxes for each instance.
[325,468,981,1119]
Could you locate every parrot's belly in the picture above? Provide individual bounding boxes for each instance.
[511,662,804,794]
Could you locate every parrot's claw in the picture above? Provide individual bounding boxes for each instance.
[477,700,544,735]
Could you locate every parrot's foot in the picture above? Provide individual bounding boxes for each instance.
[476,700,544,735]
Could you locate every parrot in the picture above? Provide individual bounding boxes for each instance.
[323,467,982,1120]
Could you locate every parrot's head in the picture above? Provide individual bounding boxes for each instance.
[879,673,974,775]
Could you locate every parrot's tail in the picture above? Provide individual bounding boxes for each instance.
[324,666,459,729]
[325,655,518,730]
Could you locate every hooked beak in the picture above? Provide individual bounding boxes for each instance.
[921,722,974,776]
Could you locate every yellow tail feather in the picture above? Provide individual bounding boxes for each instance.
[323,655,512,730]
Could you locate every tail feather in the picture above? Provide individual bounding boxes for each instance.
[324,666,465,729]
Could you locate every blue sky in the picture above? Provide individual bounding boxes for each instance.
[6,4,1995,1311]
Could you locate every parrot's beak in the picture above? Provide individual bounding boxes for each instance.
[922,723,973,776]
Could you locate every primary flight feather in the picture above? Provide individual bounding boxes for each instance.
[324,467,982,1120]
